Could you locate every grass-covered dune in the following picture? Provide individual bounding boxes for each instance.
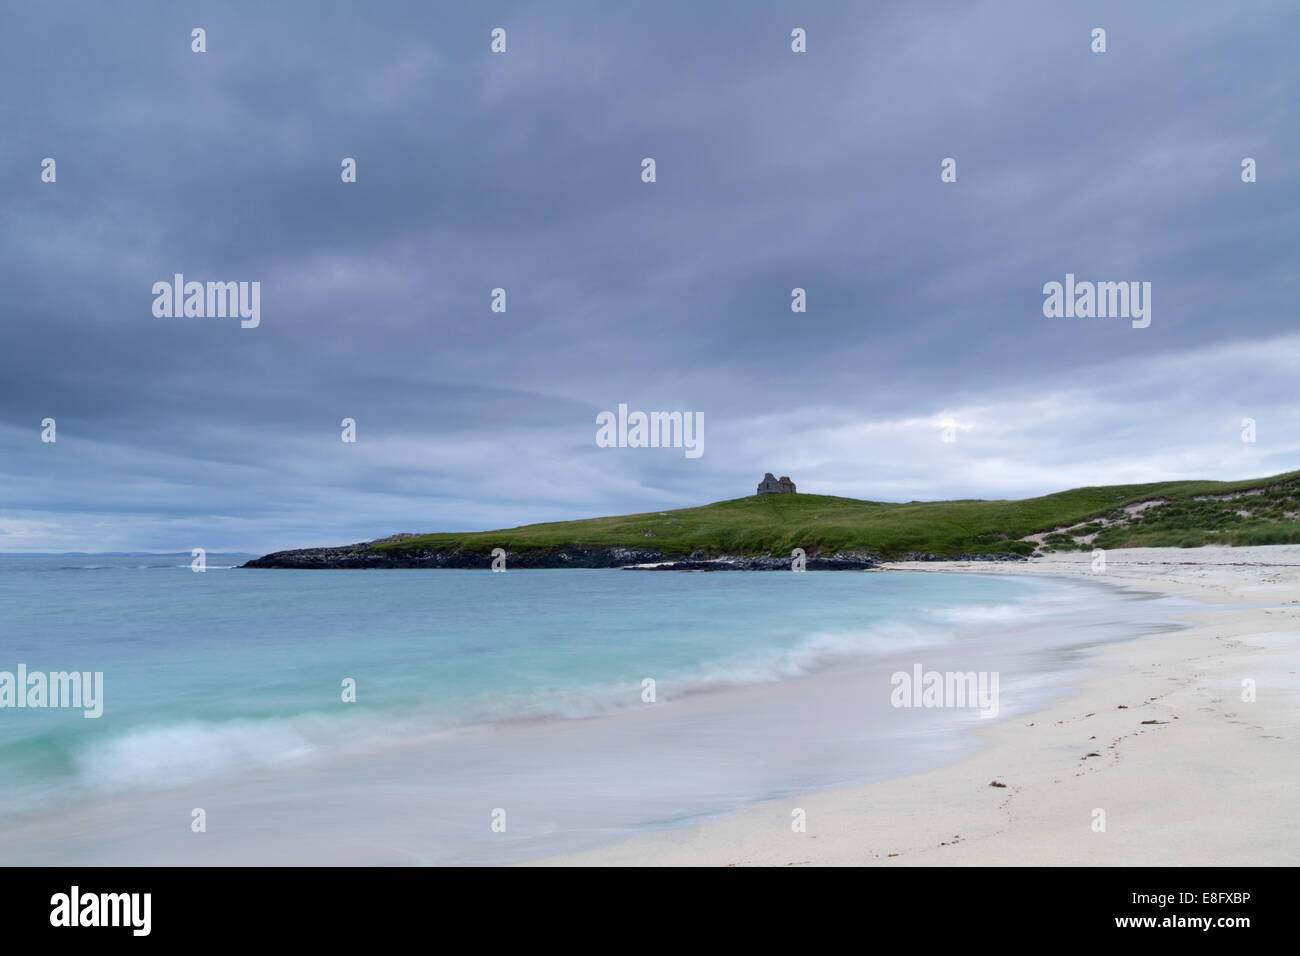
[367,470,1300,561]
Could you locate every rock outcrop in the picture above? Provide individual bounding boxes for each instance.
[242,544,673,570]
[635,549,877,571]
[242,542,881,571]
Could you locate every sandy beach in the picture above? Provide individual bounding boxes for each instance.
[0,546,1293,867]
[539,546,1300,866]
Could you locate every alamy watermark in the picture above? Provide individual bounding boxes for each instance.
[1,665,103,718]
[596,404,703,459]
[890,664,999,718]
[50,886,150,936]
[1043,273,1150,328]
[152,274,260,328]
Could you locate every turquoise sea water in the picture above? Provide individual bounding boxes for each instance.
[0,556,1188,863]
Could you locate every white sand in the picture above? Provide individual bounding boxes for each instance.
[538,546,1300,866]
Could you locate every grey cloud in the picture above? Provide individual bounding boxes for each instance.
[1,0,1296,551]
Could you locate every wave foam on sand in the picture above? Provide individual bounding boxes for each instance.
[538,546,1300,866]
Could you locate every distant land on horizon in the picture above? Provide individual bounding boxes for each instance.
[244,470,1300,570]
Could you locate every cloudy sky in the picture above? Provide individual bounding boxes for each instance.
[1,0,1296,553]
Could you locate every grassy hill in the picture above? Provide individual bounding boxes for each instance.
[368,470,1300,561]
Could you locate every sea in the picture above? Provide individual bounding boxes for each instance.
[0,555,1192,864]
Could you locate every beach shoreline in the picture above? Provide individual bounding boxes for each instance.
[535,545,1300,866]
[0,563,1176,867]
[0,547,1293,866]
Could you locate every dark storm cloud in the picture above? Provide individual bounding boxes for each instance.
[1,0,1296,551]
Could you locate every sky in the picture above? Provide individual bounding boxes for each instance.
[1,0,1297,553]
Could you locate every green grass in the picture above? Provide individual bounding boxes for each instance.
[367,470,1300,561]
[1092,479,1300,549]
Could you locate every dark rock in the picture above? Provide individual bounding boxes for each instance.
[635,549,878,571]
[243,544,673,570]
[243,542,881,571]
